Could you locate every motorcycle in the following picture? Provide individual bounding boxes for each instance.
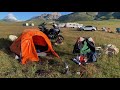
[38,24,64,44]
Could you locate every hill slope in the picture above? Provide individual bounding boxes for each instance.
[28,12,61,21]
[2,13,22,22]
[58,12,98,22]
[58,12,120,22]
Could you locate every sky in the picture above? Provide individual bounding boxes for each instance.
[0,12,72,21]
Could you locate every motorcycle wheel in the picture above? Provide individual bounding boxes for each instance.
[58,35,64,40]
[55,35,64,43]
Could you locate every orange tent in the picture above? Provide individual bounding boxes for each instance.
[10,29,60,64]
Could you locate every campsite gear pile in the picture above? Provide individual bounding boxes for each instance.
[72,37,97,65]
[107,28,113,33]
[104,44,119,56]
[10,29,60,64]
[38,23,64,44]
[95,47,103,57]
[102,27,107,32]
[72,55,88,65]
[102,27,113,33]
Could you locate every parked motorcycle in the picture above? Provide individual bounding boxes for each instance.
[38,23,64,43]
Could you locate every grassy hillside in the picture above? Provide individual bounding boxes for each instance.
[58,12,120,22]
[58,12,97,22]
[0,21,120,78]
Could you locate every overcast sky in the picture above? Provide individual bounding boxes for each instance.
[0,12,72,21]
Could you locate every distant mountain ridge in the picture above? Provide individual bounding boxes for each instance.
[1,12,61,22]
[2,12,120,23]
[58,12,120,22]
[2,13,21,22]
[28,12,62,21]
[58,12,97,22]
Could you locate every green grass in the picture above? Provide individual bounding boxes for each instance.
[0,21,120,78]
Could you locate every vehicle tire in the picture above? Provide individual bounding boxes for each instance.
[92,29,95,31]
[54,35,64,44]
[78,28,82,31]
[80,29,84,31]
[57,35,64,40]
[56,35,64,42]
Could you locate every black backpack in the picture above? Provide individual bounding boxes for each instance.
[73,37,95,54]
[73,37,97,63]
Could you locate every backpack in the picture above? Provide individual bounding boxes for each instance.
[72,37,97,63]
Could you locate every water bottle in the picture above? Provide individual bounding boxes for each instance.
[63,62,71,75]
[64,62,69,74]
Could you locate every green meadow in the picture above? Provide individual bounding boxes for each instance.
[0,20,120,78]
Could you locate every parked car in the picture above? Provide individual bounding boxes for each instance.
[79,26,97,31]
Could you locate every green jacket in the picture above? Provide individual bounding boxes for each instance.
[80,41,91,55]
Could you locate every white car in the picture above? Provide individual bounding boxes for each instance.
[79,26,97,31]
